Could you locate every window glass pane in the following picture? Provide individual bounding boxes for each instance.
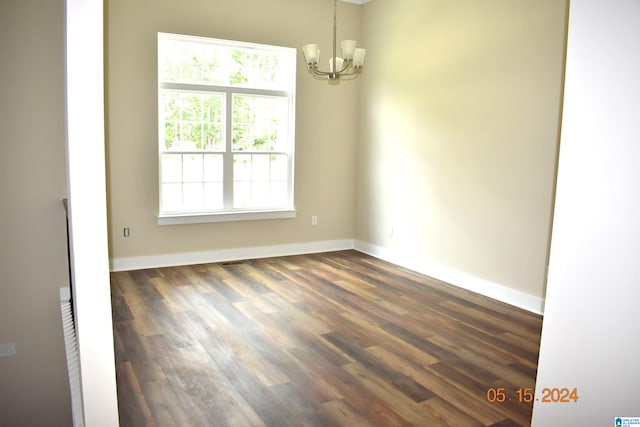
[203,124,223,151]
[159,40,226,85]
[160,35,294,91]
[178,42,203,83]
[229,48,287,90]
[203,154,223,182]
[158,39,182,82]
[160,90,224,151]
[232,154,289,209]
[162,91,180,121]
[183,183,204,210]
[180,93,201,122]
[183,154,203,182]
[232,95,288,152]
[162,183,182,211]
[163,122,179,151]
[251,182,270,207]
[200,43,225,85]
[252,155,270,181]
[160,91,180,150]
[270,154,288,181]
[161,154,182,183]
[233,181,250,208]
[234,154,251,181]
[204,183,223,209]
[270,181,288,206]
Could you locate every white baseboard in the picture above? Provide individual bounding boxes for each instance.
[109,239,355,272]
[354,240,545,315]
[110,238,544,314]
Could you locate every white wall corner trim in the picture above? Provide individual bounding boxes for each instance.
[354,240,545,315]
[110,239,355,272]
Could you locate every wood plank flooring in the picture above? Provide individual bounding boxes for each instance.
[110,250,542,427]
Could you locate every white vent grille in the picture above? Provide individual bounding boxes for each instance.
[60,288,85,427]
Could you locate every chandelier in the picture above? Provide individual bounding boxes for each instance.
[302,0,367,80]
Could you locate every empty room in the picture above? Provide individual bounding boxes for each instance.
[105,0,561,424]
[2,0,639,426]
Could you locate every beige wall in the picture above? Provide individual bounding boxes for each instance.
[107,0,568,300]
[356,0,567,300]
[106,0,362,261]
[0,0,72,424]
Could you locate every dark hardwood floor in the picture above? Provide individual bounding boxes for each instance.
[111,250,542,426]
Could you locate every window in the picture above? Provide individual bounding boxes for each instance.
[157,33,296,224]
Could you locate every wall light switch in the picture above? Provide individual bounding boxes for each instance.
[0,342,16,358]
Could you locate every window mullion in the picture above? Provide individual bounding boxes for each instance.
[160,81,288,98]
[223,91,233,209]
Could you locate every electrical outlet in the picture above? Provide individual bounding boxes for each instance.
[0,343,16,358]
[311,215,318,226]
[123,227,130,237]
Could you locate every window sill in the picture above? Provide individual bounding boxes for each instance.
[157,208,296,225]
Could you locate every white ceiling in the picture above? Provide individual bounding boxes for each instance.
[339,0,371,4]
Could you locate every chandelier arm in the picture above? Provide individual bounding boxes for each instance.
[311,72,332,81]
[308,56,355,75]
[308,63,361,78]
[308,66,332,77]
[337,60,352,74]
[337,73,360,80]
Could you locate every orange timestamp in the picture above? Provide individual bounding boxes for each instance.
[486,387,579,403]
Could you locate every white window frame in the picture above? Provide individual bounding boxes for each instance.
[157,33,297,225]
